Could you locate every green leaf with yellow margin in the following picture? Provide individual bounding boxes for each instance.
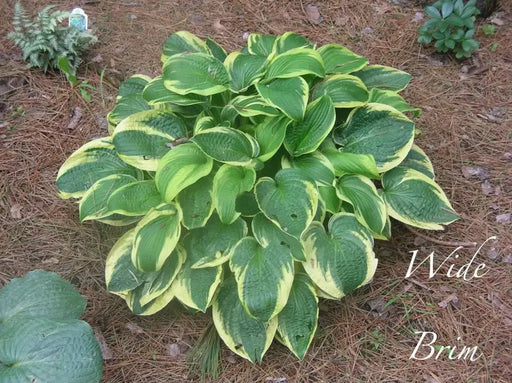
[56,137,142,199]
[230,236,294,321]
[317,44,368,74]
[107,180,162,216]
[189,214,248,269]
[276,273,318,360]
[212,277,278,363]
[266,48,325,80]
[398,144,435,179]
[255,116,291,162]
[163,53,230,96]
[161,31,210,63]
[252,213,306,262]
[155,143,213,203]
[213,165,256,224]
[336,174,387,234]
[176,173,215,229]
[353,65,411,92]
[368,88,421,117]
[191,127,260,165]
[284,95,336,157]
[312,74,369,108]
[256,77,308,121]
[255,168,318,239]
[301,213,378,299]
[112,109,188,171]
[79,174,137,221]
[142,76,207,106]
[224,52,267,92]
[381,167,458,230]
[333,103,415,173]
[131,203,182,272]
[281,151,335,186]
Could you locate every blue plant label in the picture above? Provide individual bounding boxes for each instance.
[69,8,88,31]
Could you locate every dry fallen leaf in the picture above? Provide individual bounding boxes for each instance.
[496,213,511,224]
[490,17,505,26]
[481,179,494,195]
[213,19,228,34]
[94,327,113,360]
[305,4,322,24]
[461,166,490,180]
[438,292,460,309]
[125,322,145,334]
[42,257,60,264]
[503,254,512,264]
[167,343,181,359]
[10,203,22,219]
[412,12,425,23]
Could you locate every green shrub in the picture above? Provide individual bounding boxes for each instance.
[0,270,103,382]
[418,0,480,59]
[56,31,458,362]
[8,2,97,73]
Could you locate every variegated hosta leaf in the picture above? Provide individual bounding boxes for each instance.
[191,126,260,165]
[314,196,327,222]
[171,220,241,310]
[256,77,309,121]
[276,273,318,360]
[336,174,387,235]
[213,165,256,224]
[368,88,421,117]
[255,168,318,238]
[112,109,188,171]
[118,74,151,98]
[353,65,411,92]
[230,237,294,321]
[161,30,210,63]
[236,190,260,217]
[189,214,248,268]
[95,214,140,226]
[318,185,341,213]
[247,34,277,57]
[266,48,325,80]
[142,76,207,106]
[229,95,280,118]
[130,246,185,307]
[382,167,459,230]
[284,95,336,157]
[398,144,435,179]
[176,173,215,229]
[205,37,227,61]
[212,277,278,363]
[321,148,380,179]
[124,283,175,316]
[79,174,137,221]
[224,52,267,92]
[131,203,182,272]
[317,44,368,74]
[107,180,162,216]
[333,103,415,173]
[312,74,369,108]
[163,53,230,96]
[252,213,306,262]
[105,229,145,296]
[301,213,378,299]
[108,94,151,128]
[281,151,335,186]
[56,137,142,199]
[155,143,213,203]
[255,116,291,162]
[273,32,314,55]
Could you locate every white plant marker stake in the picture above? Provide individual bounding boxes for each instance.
[69,8,88,32]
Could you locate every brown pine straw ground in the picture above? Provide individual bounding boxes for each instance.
[1,0,511,382]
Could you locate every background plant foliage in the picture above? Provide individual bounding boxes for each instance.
[8,2,97,73]
[56,31,458,362]
[0,270,103,383]
[418,0,480,58]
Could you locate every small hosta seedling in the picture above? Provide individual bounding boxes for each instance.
[57,31,458,362]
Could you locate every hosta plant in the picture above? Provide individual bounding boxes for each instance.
[56,31,458,362]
